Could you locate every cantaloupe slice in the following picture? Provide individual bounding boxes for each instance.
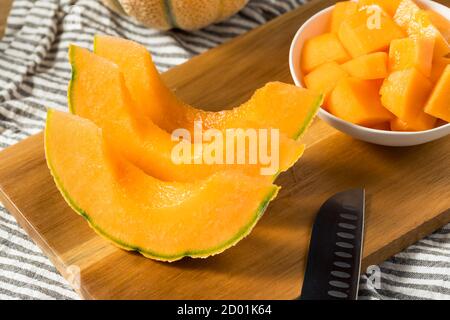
[93,35,322,138]
[68,45,310,182]
[390,113,436,131]
[338,9,405,58]
[380,68,434,123]
[342,52,388,79]
[388,37,434,77]
[301,33,350,73]
[330,1,358,33]
[430,56,450,83]
[358,0,401,16]
[394,0,450,59]
[328,77,394,126]
[425,65,450,122]
[426,10,450,42]
[45,110,278,262]
[303,62,348,105]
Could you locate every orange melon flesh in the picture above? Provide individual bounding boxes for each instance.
[388,37,434,77]
[303,62,348,105]
[69,46,306,182]
[330,1,358,33]
[342,52,388,79]
[45,110,278,262]
[338,9,405,58]
[390,113,436,131]
[358,0,402,16]
[93,35,322,139]
[380,68,434,123]
[368,122,391,131]
[426,10,450,43]
[425,65,450,123]
[394,0,450,59]
[430,56,450,83]
[301,33,350,73]
[328,78,394,126]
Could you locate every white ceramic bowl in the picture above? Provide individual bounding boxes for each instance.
[289,0,450,147]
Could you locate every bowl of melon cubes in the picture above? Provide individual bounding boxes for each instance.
[289,0,450,146]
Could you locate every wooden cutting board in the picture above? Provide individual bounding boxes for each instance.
[0,0,449,300]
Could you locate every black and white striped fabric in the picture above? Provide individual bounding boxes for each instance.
[0,0,448,300]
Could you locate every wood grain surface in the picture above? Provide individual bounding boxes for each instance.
[0,0,449,300]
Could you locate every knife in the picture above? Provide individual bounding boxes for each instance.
[300,188,365,300]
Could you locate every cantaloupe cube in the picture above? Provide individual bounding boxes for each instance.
[342,52,388,79]
[304,62,348,104]
[394,0,450,59]
[390,113,436,132]
[338,10,405,57]
[329,78,394,126]
[369,122,391,130]
[424,65,450,122]
[388,37,435,77]
[301,33,351,73]
[426,10,450,42]
[430,57,450,83]
[330,1,358,33]
[380,68,433,123]
[358,0,401,16]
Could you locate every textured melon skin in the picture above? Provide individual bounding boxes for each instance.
[45,110,279,262]
[102,0,249,30]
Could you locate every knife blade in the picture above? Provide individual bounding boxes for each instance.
[300,188,365,300]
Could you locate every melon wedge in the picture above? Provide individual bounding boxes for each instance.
[68,45,310,182]
[45,110,278,261]
[93,35,322,139]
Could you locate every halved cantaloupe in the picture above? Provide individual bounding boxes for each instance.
[338,9,405,58]
[69,46,310,181]
[301,33,350,73]
[388,37,434,77]
[303,62,348,105]
[45,110,278,261]
[93,35,322,139]
[425,65,450,122]
[330,1,358,33]
[358,0,402,16]
[380,68,434,123]
[328,77,394,126]
[394,0,450,59]
[342,52,388,79]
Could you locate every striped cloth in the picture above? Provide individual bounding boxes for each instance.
[0,0,448,300]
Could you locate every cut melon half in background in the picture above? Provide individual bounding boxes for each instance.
[92,35,322,138]
[45,110,278,261]
[68,45,310,182]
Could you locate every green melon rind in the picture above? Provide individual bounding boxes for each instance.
[45,109,279,262]
[67,45,76,114]
[293,94,323,141]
